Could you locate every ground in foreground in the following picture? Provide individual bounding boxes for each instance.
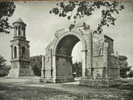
[0,78,133,100]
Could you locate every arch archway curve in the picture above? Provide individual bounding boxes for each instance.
[51,30,88,82]
[53,30,87,55]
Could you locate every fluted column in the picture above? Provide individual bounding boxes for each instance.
[11,46,13,59]
[81,49,87,78]
[41,55,45,78]
[52,55,56,83]
[17,45,19,59]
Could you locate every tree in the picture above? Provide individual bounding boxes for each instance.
[118,56,131,78]
[30,56,42,76]
[0,1,16,33]
[128,70,133,77]
[0,55,6,68]
[0,55,10,76]
[72,62,82,77]
[50,1,124,34]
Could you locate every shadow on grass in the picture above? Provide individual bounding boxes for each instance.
[0,83,133,100]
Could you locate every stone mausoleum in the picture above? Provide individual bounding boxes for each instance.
[8,18,33,78]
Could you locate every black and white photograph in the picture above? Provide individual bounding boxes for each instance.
[0,0,133,100]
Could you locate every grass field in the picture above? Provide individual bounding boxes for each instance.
[0,78,133,100]
[0,83,133,100]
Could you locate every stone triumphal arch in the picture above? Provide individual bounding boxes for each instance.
[43,26,120,86]
[44,28,93,83]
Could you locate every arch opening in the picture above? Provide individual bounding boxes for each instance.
[14,46,17,58]
[22,47,25,58]
[71,41,82,79]
[55,35,83,82]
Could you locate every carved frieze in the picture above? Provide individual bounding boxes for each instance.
[93,33,104,56]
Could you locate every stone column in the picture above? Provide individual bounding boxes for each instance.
[12,46,14,59]
[41,55,45,78]
[17,45,19,59]
[27,45,30,58]
[90,32,93,77]
[86,32,93,78]
[11,46,13,59]
[116,52,120,79]
[52,55,56,83]
[103,42,108,79]
[81,50,87,78]
[50,49,53,78]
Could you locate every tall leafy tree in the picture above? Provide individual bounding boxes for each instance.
[128,69,133,77]
[72,62,82,77]
[0,55,10,76]
[30,56,42,76]
[0,1,15,33]
[50,1,124,34]
[118,56,131,78]
[0,55,6,68]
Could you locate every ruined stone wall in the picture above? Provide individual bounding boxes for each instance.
[104,36,120,80]
[104,35,114,55]
[92,34,106,79]
[92,34,120,80]
[108,56,120,80]
[93,56,105,79]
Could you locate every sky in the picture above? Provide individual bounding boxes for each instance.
[0,1,133,66]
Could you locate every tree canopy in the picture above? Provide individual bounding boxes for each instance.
[0,55,6,68]
[30,56,42,76]
[50,1,124,34]
[0,1,15,33]
[118,55,131,78]
[0,55,10,77]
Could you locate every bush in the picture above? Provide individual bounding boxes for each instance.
[0,55,10,77]
[128,70,133,78]
[72,62,82,77]
[0,65,10,77]
[30,56,42,76]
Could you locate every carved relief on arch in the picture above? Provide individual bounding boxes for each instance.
[55,28,69,38]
